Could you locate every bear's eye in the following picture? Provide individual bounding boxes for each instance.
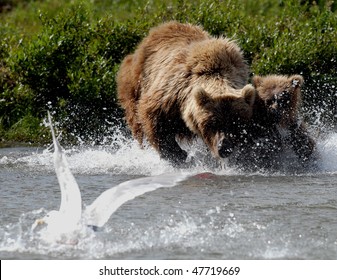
[267,91,290,107]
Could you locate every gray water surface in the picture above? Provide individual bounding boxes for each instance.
[1,135,337,259]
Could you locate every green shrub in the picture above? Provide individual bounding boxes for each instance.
[1,0,337,144]
[6,2,159,143]
[1,113,49,144]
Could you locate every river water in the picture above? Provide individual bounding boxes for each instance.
[1,130,337,259]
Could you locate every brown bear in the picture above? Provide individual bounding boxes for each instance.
[232,74,316,169]
[117,21,256,165]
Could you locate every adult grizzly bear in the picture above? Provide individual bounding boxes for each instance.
[117,21,256,165]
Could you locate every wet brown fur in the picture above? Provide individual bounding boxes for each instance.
[117,21,255,165]
[248,74,316,161]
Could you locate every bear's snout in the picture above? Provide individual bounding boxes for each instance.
[217,137,235,158]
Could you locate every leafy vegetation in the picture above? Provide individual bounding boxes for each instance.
[1,0,337,145]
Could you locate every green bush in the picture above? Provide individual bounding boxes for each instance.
[9,5,150,142]
[1,0,337,144]
[1,113,49,143]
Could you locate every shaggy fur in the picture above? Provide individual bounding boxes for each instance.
[117,21,255,165]
[244,74,316,164]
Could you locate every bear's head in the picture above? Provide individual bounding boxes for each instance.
[186,38,249,89]
[184,85,256,158]
[252,74,304,127]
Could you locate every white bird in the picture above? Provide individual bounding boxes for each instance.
[31,111,82,243]
[32,112,189,243]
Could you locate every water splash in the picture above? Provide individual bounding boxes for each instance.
[3,130,337,177]
[316,133,337,173]
[0,207,245,259]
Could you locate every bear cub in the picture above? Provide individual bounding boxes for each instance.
[232,74,316,169]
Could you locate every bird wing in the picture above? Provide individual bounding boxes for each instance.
[83,172,189,227]
[48,111,82,227]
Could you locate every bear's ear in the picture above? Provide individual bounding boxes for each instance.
[193,86,213,107]
[252,75,263,87]
[290,75,304,88]
[242,84,256,107]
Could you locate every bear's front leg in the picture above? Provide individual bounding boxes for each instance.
[157,135,188,166]
[289,121,316,162]
[138,93,189,166]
